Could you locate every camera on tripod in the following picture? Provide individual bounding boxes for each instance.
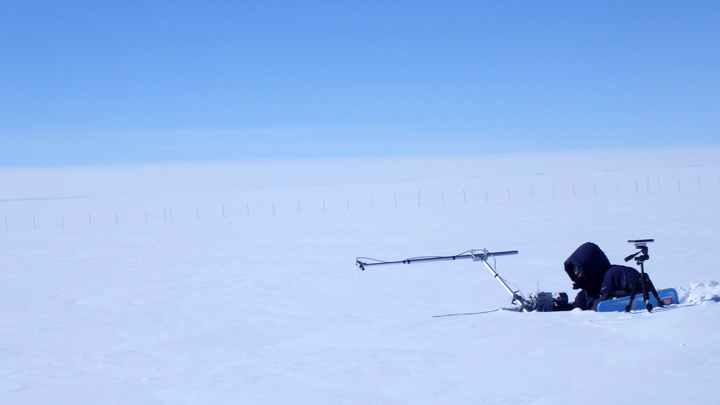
[625,239,653,263]
[623,238,664,312]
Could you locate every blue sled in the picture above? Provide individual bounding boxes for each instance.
[596,288,679,312]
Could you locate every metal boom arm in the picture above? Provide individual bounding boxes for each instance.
[356,249,532,312]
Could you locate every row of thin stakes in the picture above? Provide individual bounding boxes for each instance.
[3,175,716,231]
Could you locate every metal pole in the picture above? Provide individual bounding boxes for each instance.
[356,250,529,311]
[478,257,530,312]
[356,250,518,269]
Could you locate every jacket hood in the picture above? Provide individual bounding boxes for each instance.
[564,242,611,296]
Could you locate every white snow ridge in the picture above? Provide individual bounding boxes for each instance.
[678,281,720,304]
[1,148,719,405]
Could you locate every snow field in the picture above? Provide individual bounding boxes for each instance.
[1,156,719,404]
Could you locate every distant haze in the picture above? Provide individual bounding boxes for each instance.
[0,146,718,199]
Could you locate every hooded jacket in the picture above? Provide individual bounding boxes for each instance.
[564,242,611,298]
[564,242,641,310]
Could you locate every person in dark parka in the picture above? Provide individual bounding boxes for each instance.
[564,242,641,310]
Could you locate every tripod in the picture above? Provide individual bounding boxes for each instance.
[624,240,664,312]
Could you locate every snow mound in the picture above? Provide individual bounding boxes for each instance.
[677,281,720,304]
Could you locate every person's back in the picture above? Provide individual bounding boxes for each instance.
[599,264,640,300]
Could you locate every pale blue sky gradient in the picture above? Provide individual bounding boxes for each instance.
[1,1,719,166]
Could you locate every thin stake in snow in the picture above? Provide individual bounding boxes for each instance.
[697,177,701,190]
[196,207,199,220]
[170,209,173,222]
[222,205,225,219]
[441,191,445,205]
[507,187,510,201]
[594,182,597,197]
[677,178,681,191]
[33,215,36,229]
[297,202,300,214]
[573,184,576,197]
[417,188,421,207]
[164,209,167,222]
[116,212,119,225]
[635,180,639,193]
[485,188,489,202]
[246,203,250,217]
[145,210,148,223]
[463,189,467,203]
[323,200,326,212]
[346,198,350,211]
[272,203,275,216]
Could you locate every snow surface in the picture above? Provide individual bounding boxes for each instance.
[1,148,719,404]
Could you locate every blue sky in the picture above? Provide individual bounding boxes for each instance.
[1,1,718,166]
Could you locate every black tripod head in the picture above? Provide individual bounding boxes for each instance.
[624,239,653,265]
